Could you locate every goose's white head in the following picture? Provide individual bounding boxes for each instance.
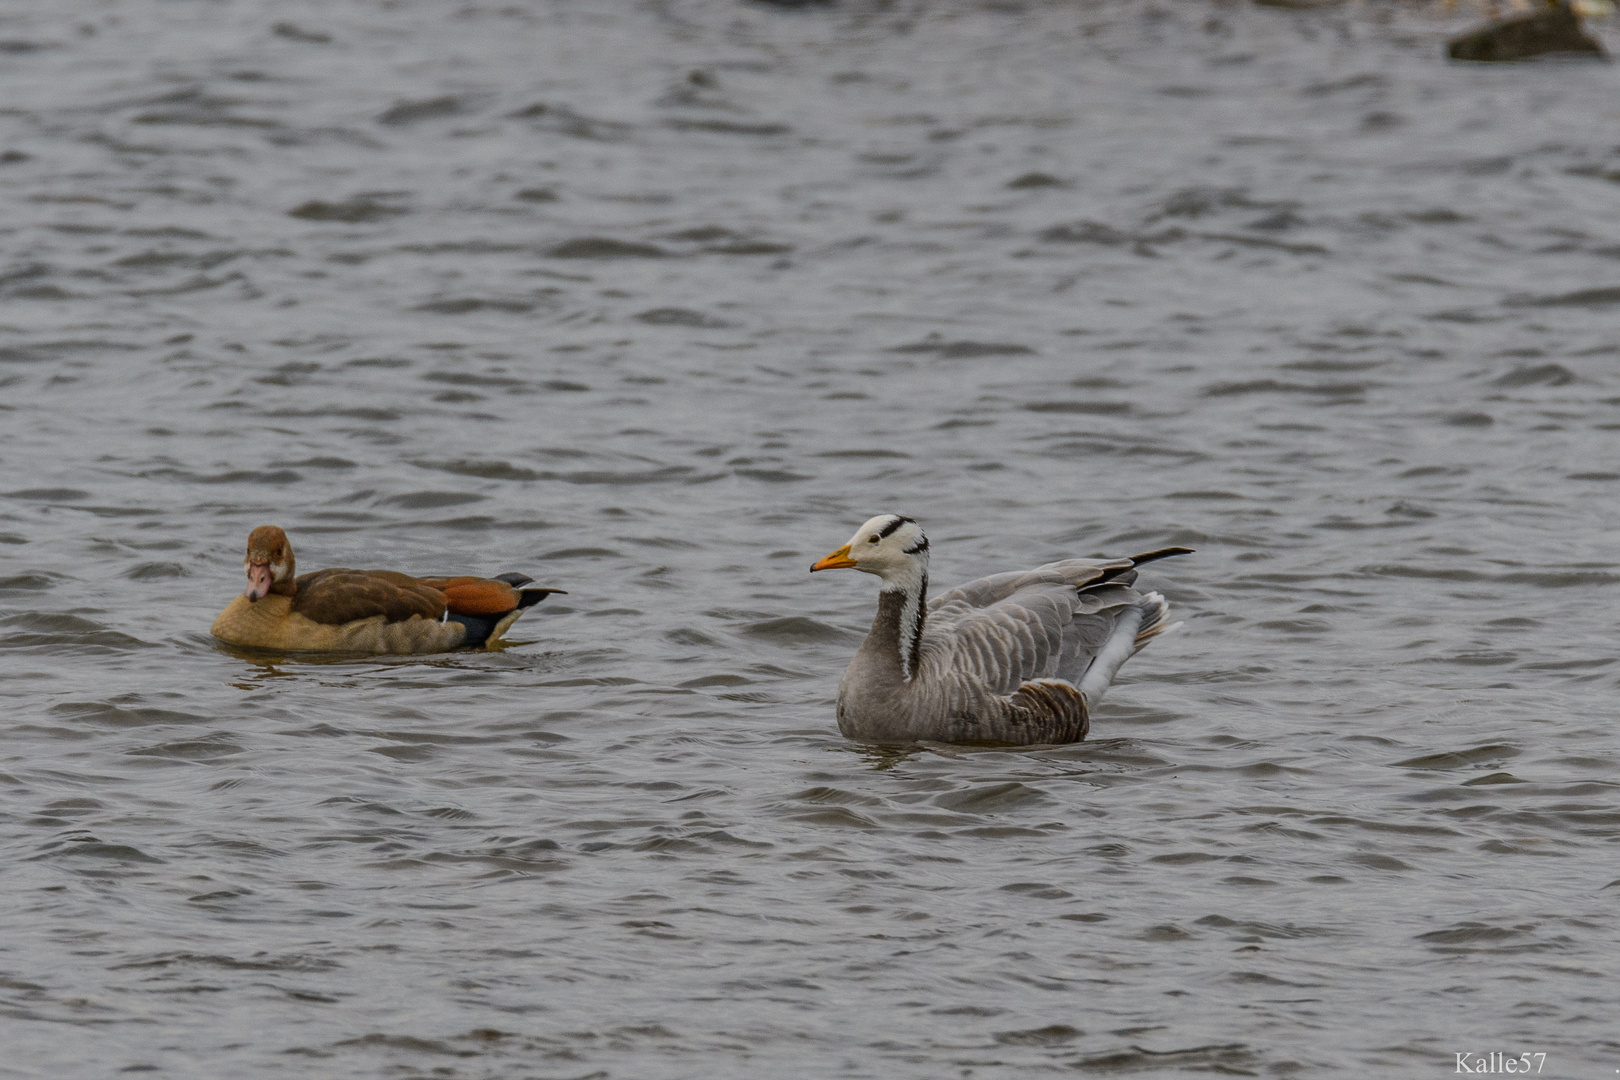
[811,514,930,590]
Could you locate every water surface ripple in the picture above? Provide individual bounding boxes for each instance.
[1,1,1617,1076]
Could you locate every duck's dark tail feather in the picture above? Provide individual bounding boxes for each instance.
[446,611,500,648]
[492,572,566,610]
[449,575,566,647]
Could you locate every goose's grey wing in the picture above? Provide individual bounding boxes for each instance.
[915,548,1192,744]
[925,548,1194,697]
[928,558,1131,617]
[1052,583,1144,683]
[929,574,1150,694]
[926,582,1076,695]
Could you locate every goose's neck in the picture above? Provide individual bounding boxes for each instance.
[271,552,297,598]
[871,570,927,682]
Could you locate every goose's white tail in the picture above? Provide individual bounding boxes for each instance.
[1077,592,1177,706]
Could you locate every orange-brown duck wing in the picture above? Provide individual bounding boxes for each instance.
[291,568,447,625]
[416,576,526,616]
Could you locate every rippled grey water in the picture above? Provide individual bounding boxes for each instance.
[2,1,1619,1076]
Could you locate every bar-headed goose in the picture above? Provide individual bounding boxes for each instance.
[211,526,564,654]
[811,514,1190,745]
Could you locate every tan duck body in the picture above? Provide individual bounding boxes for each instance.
[211,527,561,655]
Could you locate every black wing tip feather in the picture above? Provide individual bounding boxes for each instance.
[491,573,565,608]
[1089,546,1191,587]
[1128,546,1195,567]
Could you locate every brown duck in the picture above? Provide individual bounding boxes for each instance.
[210,526,563,654]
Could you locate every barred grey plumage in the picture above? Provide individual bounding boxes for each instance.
[811,514,1190,746]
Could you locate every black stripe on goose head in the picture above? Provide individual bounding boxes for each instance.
[877,515,914,539]
[903,534,929,555]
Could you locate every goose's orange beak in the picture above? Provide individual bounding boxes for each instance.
[810,544,856,572]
